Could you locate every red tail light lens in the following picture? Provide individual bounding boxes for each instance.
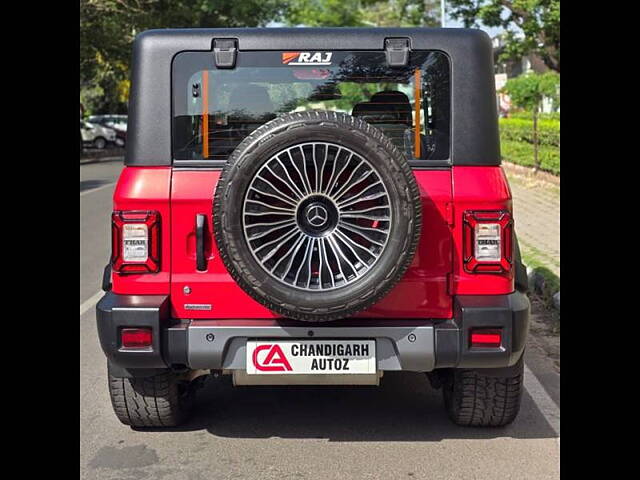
[111,211,161,273]
[121,328,153,348]
[470,328,502,348]
[463,211,513,273]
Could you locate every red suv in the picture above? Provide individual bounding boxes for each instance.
[97,28,530,428]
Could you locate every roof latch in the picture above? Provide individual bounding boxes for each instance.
[385,38,410,67]
[214,39,238,69]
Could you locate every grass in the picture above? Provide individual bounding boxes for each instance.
[499,116,560,175]
[520,239,560,273]
[510,111,560,121]
[520,241,560,329]
[501,140,560,175]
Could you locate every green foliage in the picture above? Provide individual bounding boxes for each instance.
[500,115,560,175]
[360,0,440,27]
[285,0,440,27]
[520,245,560,316]
[500,72,559,172]
[447,0,560,72]
[501,140,559,175]
[286,0,364,26]
[502,72,559,112]
[510,111,559,121]
[80,0,287,115]
[500,117,559,147]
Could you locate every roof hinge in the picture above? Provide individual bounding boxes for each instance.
[385,38,410,67]
[213,38,238,69]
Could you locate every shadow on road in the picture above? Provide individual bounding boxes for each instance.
[144,371,558,441]
[80,179,110,193]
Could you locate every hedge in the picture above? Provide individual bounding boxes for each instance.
[499,117,560,147]
[499,117,560,175]
[501,140,560,175]
[510,111,560,121]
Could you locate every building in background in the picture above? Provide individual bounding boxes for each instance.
[492,34,557,115]
[494,73,510,117]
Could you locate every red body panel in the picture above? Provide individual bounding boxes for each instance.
[169,170,280,319]
[111,167,172,295]
[111,164,514,318]
[450,166,514,294]
[169,169,454,319]
[353,169,453,318]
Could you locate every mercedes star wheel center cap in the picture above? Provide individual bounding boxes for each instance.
[305,204,328,227]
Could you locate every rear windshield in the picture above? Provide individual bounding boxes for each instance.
[172,50,450,164]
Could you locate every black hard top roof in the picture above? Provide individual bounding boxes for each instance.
[126,28,500,167]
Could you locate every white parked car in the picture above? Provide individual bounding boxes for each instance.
[87,115,128,147]
[88,114,127,131]
[80,120,116,149]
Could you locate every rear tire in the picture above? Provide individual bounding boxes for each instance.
[107,364,193,428]
[442,358,524,427]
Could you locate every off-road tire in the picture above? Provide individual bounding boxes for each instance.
[443,358,524,427]
[107,364,193,428]
[213,111,422,322]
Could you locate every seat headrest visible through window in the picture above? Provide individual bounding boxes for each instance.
[369,91,412,126]
[352,101,381,121]
[228,84,275,121]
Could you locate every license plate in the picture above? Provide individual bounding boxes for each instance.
[246,340,376,375]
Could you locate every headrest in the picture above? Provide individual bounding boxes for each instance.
[228,85,275,119]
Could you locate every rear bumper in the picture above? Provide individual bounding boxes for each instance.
[96,291,529,376]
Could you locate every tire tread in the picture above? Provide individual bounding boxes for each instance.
[444,362,524,427]
[107,365,190,428]
[212,111,422,322]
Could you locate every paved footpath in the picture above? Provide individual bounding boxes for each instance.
[505,168,560,276]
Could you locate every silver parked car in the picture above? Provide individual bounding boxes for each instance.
[80,120,116,149]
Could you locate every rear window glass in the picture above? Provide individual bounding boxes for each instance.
[172,50,450,163]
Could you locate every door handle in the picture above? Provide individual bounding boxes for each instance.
[196,214,207,271]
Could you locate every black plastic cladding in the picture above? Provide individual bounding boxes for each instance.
[125,27,500,167]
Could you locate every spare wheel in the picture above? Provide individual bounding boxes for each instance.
[213,111,422,322]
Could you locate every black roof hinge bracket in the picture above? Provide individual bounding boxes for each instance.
[385,38,411,67]
[213,39,238,69]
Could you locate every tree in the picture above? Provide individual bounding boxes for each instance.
[80,0,287,115]
[285,0,440,27]
[501,72,559,172]
[360,0,440,27]
[447,0,560,72]
[286,0,364,26]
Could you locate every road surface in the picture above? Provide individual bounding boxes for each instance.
[80,159,560,480]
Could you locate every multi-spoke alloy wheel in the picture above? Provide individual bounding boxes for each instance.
[243,143,392,291]
[213,111,421,322]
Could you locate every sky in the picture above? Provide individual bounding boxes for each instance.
[444,18,503,37]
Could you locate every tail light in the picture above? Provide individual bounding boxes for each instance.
[470,328,502,348]
[463,211,512,273]
[111,211,161,273]
[121,328,153,349]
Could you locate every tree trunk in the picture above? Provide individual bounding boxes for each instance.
[532,107,539,173]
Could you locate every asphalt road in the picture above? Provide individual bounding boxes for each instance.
[80,159,560,480]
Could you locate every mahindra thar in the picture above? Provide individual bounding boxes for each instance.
[97,27,530,428]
